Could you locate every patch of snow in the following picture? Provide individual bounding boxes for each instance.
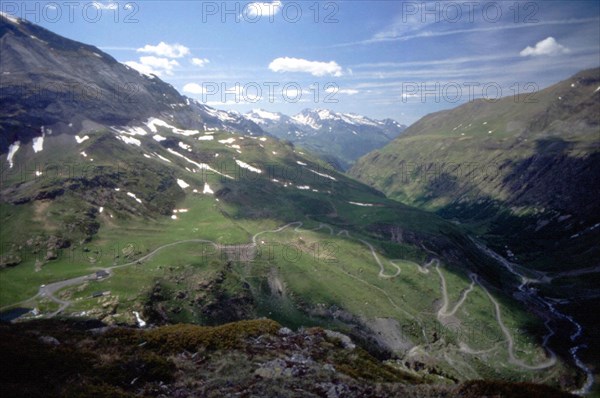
[114,126,147,136]
[230,144,241,149]
[171,215,178,220]
[99,207,104,213]
[6,141,20,169]
[292,113,321,130]
[297,161,307,166]
[309,169,337,181]
[143,154,152,159]
[297,185,311,190]
[75,135,90,144]
[153,134,166,142]
[340,112,378,126]
[348,201,374,207]
[177,209,189,213]
[153,152,172,163]
[272,151,278,155]
[32,135,44,153]
[594,86,600,93]
[145,118,200,136]
[483,121,488,125]
[117,135,141,146]
[114,188,121,192]
[132,311,146,327]
[179,142,192,151]
[571,83,576,88]
[127,192,143,204]
[35,171,43,177]
[218,138,236,144]
[0,11,20,24]
[198,135,214,141]
[203,107,236,122]
[235,159,262,174]
[177,179,190,189]
[167,149,233,179]
[259,137,267,142]
[250,109,281,123]
[93,52,103,58]
[203,183,214,194]
[80,151,88,157]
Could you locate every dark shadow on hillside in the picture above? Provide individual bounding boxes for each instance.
[500,138,600,219]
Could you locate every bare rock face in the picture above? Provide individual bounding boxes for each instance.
[324,330,356,350]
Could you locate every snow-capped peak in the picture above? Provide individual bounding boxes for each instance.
[291,112,322,130]
[245,109,282,125]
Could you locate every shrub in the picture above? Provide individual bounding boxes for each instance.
[144,319,280,352]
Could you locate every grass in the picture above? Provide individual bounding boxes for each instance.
[0,126,585,389]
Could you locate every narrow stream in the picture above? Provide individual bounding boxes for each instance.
[474,241,594,395]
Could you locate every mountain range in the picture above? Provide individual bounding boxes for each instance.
[0,12,597,397]
[244,108,406,170]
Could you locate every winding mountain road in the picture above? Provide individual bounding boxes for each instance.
[3,221,591,393]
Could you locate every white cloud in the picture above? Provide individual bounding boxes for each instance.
[182,83,205,94]
[283,86,303,97]
[124,61,155,76]
[401,93,418,100]
[268,57,343,77]
[245,1,282,17]
[91,2,118,10]
[137,42,190,58]
[192,57,210,67]
[124,56,179,76]
[326,87,359,95]
[520,37,570,57]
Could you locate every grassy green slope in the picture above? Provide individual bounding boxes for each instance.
[0,122,584,389]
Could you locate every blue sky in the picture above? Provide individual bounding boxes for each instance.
[4,0,600,124]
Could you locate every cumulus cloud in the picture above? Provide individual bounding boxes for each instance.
[520,37,570,57]
[244,1,282,17]
[124,56,179,76]
[137,42,190,58]
[268,57,343,77]
[326,87,359,95]
[182,83,206,94]
[91,2,118,10]
[191,58,210,67]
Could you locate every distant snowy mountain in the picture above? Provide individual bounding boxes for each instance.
[188,99,265,136]
[244,108,406,170]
